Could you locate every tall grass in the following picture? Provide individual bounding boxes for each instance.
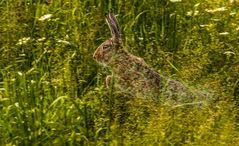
[0,0,239,145]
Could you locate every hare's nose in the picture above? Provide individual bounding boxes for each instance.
[93,52,96,59]
[93,52,99,60]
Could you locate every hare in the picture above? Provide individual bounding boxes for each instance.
[93,10,205,103]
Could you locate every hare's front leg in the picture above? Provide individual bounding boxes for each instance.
[105,75,113,89]
[106,75,120,90]
[105,75,112,88]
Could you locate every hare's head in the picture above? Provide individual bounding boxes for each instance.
[93,10,123,64]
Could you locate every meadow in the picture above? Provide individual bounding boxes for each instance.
[0,0,239,145]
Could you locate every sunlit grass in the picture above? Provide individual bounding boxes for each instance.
[0,0,239,145]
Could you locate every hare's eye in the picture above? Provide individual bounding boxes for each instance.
[103,45,111,50]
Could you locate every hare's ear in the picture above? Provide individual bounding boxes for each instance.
[106,10,121,39]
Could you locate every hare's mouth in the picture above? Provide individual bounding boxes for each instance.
[93,54,108,65]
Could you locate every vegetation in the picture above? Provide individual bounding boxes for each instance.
[0,0,239,145]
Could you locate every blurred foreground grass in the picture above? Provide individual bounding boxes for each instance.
[0,0,239,145]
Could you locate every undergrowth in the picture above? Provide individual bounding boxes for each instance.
[0,0,239,145]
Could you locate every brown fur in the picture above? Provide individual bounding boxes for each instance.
[93,10,203,102]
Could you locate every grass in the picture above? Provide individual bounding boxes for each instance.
[0,0,239,145]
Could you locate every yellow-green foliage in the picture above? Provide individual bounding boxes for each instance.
[0,0,239,145]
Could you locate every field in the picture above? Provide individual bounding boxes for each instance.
[1,0,239,145]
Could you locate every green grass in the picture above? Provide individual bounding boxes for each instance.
[0,0,239,145]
